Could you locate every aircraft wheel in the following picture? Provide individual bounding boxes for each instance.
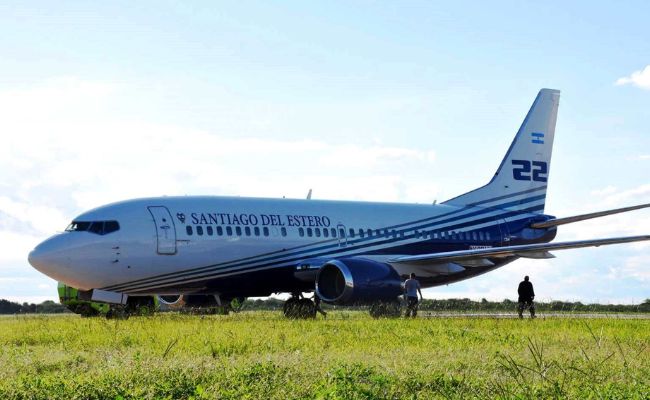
[297,298,316,319]
[283,298,299,318]
[283,298,316,319]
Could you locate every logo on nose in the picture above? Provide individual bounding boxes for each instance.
[176,213,186,223]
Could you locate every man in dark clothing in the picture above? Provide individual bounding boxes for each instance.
[404,273,423,318]
[517,276,536,318]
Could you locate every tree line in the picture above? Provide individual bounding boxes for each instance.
[1,297,649,314]
[242,298,650,313]
[0,299,70,314]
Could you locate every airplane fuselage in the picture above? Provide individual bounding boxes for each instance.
[29,194,556,298]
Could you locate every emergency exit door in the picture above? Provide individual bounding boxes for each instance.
[148,206,177,255]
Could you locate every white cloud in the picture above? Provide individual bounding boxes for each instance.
[1,78,443,303]
[615,65,650,90]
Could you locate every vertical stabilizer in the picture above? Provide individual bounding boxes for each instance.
[443,89,560,212]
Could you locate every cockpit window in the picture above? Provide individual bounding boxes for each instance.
[66,220,120,235]
[104,221,120,234]
[66,221,91,232]
[88,221,104,235]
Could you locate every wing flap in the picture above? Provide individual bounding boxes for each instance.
[389,235,650,265]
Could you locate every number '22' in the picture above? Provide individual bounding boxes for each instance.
[512,160,548,182]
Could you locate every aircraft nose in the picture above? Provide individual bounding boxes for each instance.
[28,247,50,273]
[27,236,71,280]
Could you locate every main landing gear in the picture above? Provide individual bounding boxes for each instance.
[283,294,317,319]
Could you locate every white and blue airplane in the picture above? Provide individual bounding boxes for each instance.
[28,89,650,317]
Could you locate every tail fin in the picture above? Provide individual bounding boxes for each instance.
[443,88,560,213]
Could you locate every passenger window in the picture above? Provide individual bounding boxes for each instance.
[299,227,304,237]
[197,226,204,236]
[186,226,193,235]
[245,227,251,236]
[486,232,491,240]
[281,227,287,237]
[207,226,213,236]
[359,229,365,238]
[217,226,223,236]
[323,228,329,238]
[348,228,355,238]
[254,227,260,236]
[339,228,345,237]
[307,228,313,237]
[235,227,242,236]
[226,226,233,236]
[479,231,484,241]
[331,228,337,238]
[263,227,269,236]
[367,229,372,237]
[315,228,321,237]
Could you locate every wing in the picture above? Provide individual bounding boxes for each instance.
[388,235,650,267]
[531,203,650,228]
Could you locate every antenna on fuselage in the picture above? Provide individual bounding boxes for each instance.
[306,189,312,200]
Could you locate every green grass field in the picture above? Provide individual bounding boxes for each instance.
[0,312,648,399]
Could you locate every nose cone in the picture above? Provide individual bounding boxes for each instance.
[28,235,71,282]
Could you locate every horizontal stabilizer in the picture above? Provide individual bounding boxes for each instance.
[389,235,650,265]
[531,203,650,229]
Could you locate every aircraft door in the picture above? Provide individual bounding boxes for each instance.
[336,223,348,247]
[147,206,177,255]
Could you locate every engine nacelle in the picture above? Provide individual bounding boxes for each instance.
[315,258,403,304]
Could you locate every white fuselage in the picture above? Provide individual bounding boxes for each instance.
[28,194,551,297]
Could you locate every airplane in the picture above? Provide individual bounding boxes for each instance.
[28,89,650,318]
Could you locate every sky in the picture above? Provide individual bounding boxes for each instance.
[1,1,648,304]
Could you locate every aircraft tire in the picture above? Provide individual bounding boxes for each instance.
[283,298,316,319]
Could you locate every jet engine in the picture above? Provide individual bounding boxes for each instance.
[315,258,403,304]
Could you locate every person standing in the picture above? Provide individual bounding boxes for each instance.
[517,276,536,318]
[404,273,423,318]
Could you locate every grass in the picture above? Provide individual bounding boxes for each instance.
[0,311,648,399]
